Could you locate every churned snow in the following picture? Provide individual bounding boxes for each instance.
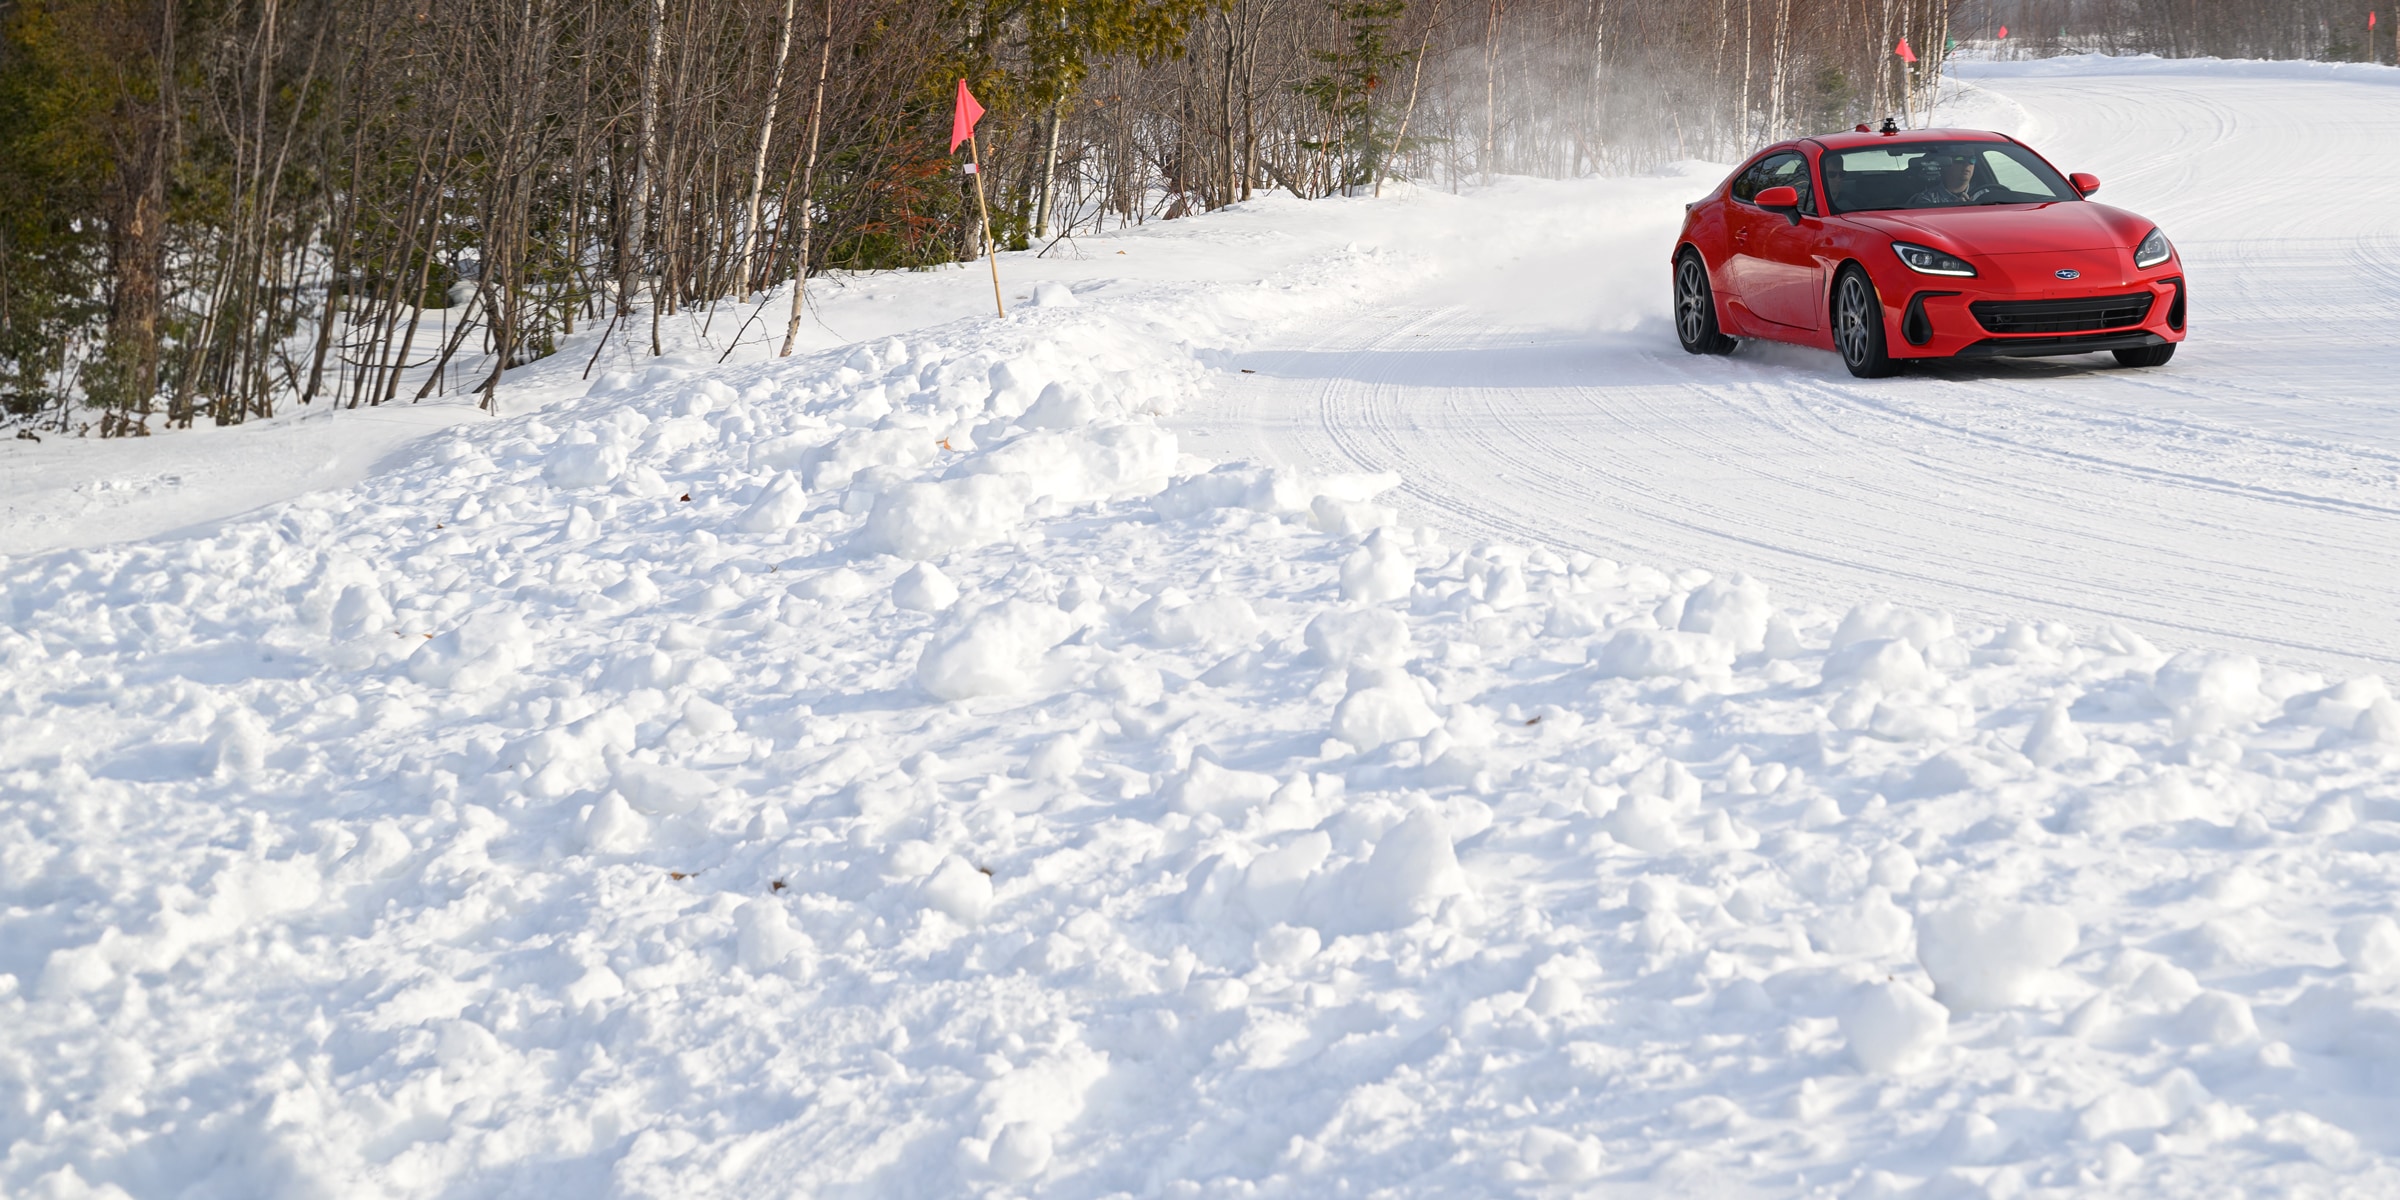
[5,53,2400,1200]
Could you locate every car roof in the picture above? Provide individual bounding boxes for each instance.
[1803,128,2014,152]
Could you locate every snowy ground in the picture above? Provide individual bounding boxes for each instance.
[7,54,2400,1200]
[1180,56,2400,675]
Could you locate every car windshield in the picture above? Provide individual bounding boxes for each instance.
[1822,141,2078,214]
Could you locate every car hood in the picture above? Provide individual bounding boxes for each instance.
[1847,202,2150,254]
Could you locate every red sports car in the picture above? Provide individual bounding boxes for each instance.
[1671,124,2185,377]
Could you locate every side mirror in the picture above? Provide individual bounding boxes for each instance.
[2069,172,2100,197]
[1755,185,1805,223]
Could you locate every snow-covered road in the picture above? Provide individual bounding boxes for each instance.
[1179,58,2400,674]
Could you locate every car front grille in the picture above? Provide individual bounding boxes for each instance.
[1970,292,2155,334]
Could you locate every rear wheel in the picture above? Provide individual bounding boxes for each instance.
[1833,267,1896,379]
[1674,251,1736,355]
[2112,343,2176,368]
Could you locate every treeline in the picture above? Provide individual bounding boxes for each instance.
[0,0,2342,436]
[1960,0,2381,61]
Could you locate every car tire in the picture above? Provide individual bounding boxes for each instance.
[2112,343,2176,368]
[1673,250,1736,356]
[1833,267,1897,379]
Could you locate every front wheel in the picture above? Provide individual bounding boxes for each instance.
[1833,268,1897,379]
[1673,251,1736,355]
[2113,343,2176,368]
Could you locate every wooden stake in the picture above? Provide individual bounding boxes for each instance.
[969,134,1005,317]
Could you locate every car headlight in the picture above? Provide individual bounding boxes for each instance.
[1892,241,1977,277]
[2134,227,2173,269]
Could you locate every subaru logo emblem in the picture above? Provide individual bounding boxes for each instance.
[2055,268,2081,280]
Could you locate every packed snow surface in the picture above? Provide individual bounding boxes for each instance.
[1180,54,2400,675]
[6,55,2400,1200]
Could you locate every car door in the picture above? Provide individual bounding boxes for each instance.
[1725,151,1824,332]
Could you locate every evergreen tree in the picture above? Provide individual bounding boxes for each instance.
[1299,0,1417,195]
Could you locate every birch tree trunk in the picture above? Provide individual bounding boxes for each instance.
[737,0,798,302]
[626,0,664,326]
[1483,0,1502,180]
[1036,103,1063,237]
[779,0,834,358]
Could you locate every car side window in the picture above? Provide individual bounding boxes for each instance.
[1978,149,2047,196]
[1732,152,1812,212]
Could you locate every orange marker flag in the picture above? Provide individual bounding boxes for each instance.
[950,79,985,154]
[1895,37,1918,63]
[950,79,1003,316]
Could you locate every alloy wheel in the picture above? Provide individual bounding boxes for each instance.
[1676,258,1709,346]
[1837,275,1873,367]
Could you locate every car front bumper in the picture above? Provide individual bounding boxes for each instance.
[1886,270,2186,360]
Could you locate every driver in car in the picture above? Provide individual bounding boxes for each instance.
[1909,152,1999,205]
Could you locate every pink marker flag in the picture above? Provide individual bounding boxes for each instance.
[1997,24,2008,38]
[2371,10,2378,28]
[949,79,985,154]
[1895,37,1918,64]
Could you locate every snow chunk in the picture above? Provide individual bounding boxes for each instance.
[1841,981,1948,1073]
[1591,628,1734,679]
[1241,832,1332,926]
[2354,698,2400,744]
[1305,607,1411,670]
[1020,383,1101,430]
[564,964,626,1009]
[916,600,1077,700]
[1167,753,1281,816]
[920,855,995,923]
[966,425,1178,503]
[2022,702,2089,767]
[1152,464,1308,519]
[1023,732,1083,783]
[1320,808,1468,932]
[1809,886,1915,957]
[739,472,808,532]
[1255,924,1322,969]
[2337,916,2400,974]
[859,475,1030,559]
[543,437,627,489]
[331,583,393,639]
[1916,902,2078,1011]
[792,567,867,601]
[1679,573,1772,654]
[1309,493,1397,536]
[2077,1071,2208,1141]
[612,756,718,814]
[1333,680,1441,751]
[893,562,961,612]
[734,899,812,974]
[579,792,650,853]
[202,709,273,778]
[803,427,938,490]
[1339,528,1414,605]
[1831,601,1953,652]
[1821,637,1935,693]
[987,1122,1053,1180]
[407,611,535,691]
[1517,1128,1602,1183]
[2152,650,2266,735]
[1031,281,1078,308]
[2176,990,2258,1045]
[1137,592,1260,649]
